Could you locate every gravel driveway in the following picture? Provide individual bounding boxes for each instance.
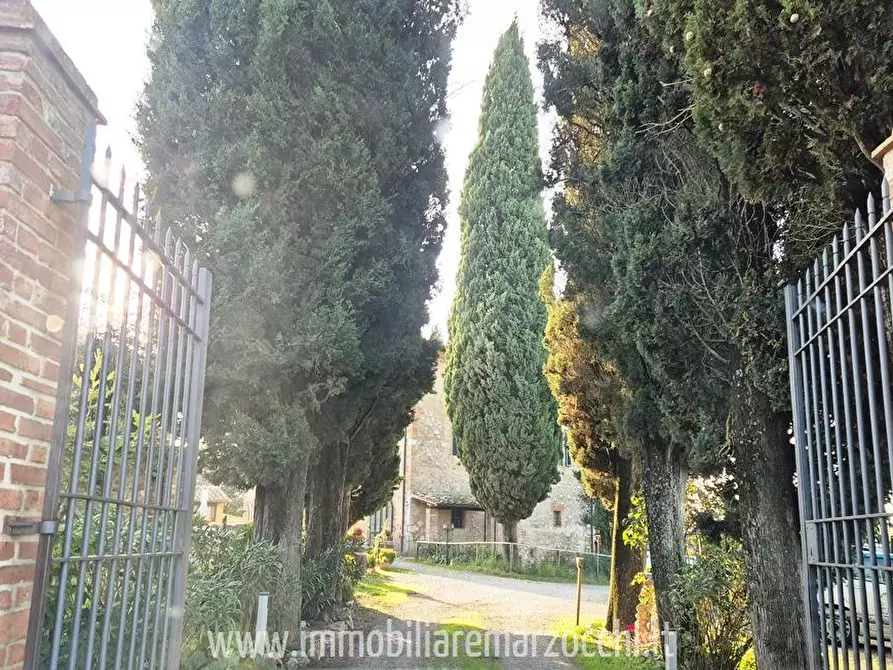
[387,559,609,634]
[307,559,609,669]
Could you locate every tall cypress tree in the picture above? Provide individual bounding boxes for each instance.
[445,22,559,549]
[140,0,459,627]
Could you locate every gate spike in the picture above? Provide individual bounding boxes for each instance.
[854,209,865,240]
[868,192,877,224]
[882,178,890,214]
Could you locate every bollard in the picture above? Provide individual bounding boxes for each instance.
[575,557,584,626]
[255,592,270,658]
[663,624,677,670]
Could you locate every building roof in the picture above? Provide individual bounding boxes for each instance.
[194,476,231,504]
[412,491,484,510]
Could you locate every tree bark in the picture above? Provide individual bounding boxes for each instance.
[640,435,687,636]
[501,519,518,565]
[278,461,309,636]
[729,374,809,669]
[605,455,644,629]
[254,482,287,543]
[305,443,348,559]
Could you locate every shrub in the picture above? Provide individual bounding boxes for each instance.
[180,517,283,667]
[669,538,752,670]
[378,549,397,566]
[365,550,377,568]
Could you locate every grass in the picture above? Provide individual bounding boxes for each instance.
[413,557,608,585]
[353,568,414,610]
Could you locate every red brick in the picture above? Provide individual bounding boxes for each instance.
[12,582,30,607]
[27,444,46,464]
[21,377,53,397]
[0,410,14,432]
[13,224,37,255]
[0,440,27,460]
[0,367,11,383]
[15,418,49,442]
[41,359,59,381]
[3,300,44,331]
[10,275,31,301]
[10,147,50,191]
[0,489,23,512]
[0,388,32,414]
[22,490,40,510]
[0,565,33,585]
[28,332,58,359]
[4,320,27,346]
[0,342,40,376]
[34,398,53,421]
[4,640,24,665]
[0,543,13,562]
[0,589,11,610]
[9,463,44,487]
[0,609,30,641]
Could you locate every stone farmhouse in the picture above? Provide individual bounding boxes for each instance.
[361,357,593,554]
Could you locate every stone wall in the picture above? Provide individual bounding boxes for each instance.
[0,2,100,666]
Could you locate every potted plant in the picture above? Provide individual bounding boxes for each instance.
[378,548,397,569]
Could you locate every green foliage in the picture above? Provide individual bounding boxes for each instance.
[668,539,752,670]
[140,0,461,551]
[645,0,893,259]
[444,22,559,531]
[181,520,283,655]
[378,549,397,565]
[300,539,365,620]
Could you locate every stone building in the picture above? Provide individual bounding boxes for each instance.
[363,357,593,555]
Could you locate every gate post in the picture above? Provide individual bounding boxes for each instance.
[0,3,102,667]
[784,282,823,670]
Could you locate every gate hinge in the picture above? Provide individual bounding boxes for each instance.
[4,517,57,536]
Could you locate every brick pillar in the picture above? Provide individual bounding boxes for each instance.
[0,2,101,666]
[873,134,893,194]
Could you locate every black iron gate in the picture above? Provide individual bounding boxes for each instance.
[24,127,213,669]
[786,179,893,669]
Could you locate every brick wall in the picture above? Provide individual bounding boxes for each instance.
[0,2,100,666]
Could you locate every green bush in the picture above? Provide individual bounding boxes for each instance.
[378,549,397,565]
[180,519,283,666]
[365,550,376,568]
[669,538,752,670]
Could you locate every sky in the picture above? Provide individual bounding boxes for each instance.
[31,0,555,336]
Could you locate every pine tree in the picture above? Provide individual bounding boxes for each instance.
[444,22,559,550]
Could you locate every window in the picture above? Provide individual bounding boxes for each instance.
[451,434,459,456]
[552,510,563,527]
[451,508,464,529]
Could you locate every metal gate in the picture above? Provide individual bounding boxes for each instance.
[786,179,893,669]
[23,127,213,669]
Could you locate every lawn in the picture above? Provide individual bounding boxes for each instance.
[411,557,609,586]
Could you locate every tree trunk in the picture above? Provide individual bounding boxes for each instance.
[606,456,644,630]
[729,375,809,669]
[305,443,348,558]
[254,482,287,543]
[501,519,518,565]
[640,435,687,636]
[278,461,309,636]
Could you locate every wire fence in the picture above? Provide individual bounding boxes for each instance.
[414,540,611,581]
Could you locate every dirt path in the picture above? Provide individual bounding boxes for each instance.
[306,559,609,669]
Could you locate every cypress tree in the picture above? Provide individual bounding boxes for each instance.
[140,0,458,627]
[542,267,644,629]
[445,22,559,550]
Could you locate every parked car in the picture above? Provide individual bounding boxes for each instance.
[823,549,893,649]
